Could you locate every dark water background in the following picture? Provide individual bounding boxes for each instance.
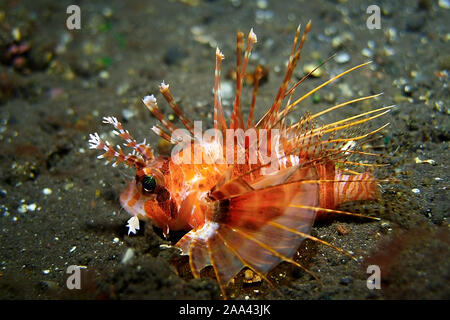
[0,0,448,299]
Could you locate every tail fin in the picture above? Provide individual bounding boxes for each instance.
[317,162,378,217]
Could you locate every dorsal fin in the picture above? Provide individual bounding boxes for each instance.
[230,29,257,130]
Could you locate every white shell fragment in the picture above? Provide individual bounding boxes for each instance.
[126,215,140,235]
[414,157,436,165]
[121,248,135,264]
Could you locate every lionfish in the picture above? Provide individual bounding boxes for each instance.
[89,22,391,297]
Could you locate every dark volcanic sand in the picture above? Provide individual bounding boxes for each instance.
[0,0,448,299]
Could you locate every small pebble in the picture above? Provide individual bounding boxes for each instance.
[439,0,450,9]
[403,84,413,96]
[121,248,135,264]
[17,204,28,214]
[336,224,350,235]
[361,48,373,58]
[323,92,336,103]
[387,27,397,42]
[191,25,217,47]
[384,46,395,56]
[255,10,274,24]
[303,63,323,77]
[102,7,114,17]
[2,206,9,217]
[411,188,421,194]
[220,81,234,101]
[331,32,354,49]
[11,27,21,41]
[256,0,268,9]
[64,183,74,191]
[414,157,436,165]
[380,221,392,233]
[324,26,337,36]
[338,83,353,98]
[335,52,350,64]
[116,83,130,96]
[243,269,262,283]
[113,237,119,243]
[381,221,390,229]
[99,70,109,79]
[434,101,449,114]
[122,108,136,121]
[312,93,320,104]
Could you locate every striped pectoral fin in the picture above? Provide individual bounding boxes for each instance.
[176,168,322,296]
[175,177,320,295]
[218,178,319,278]
[207,234,245,293]
[188,238,210,279]
[218,224,285,274]
[175,229,213,279]
[189,236,245,294]
[176,221,244,288]
[219,180,319,272]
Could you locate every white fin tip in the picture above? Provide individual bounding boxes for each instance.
[249,28,257,43]
[143,94,157,107]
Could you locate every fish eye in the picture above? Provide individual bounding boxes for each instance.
[141,175,157,193]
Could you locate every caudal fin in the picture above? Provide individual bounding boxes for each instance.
[316,162,379,219]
